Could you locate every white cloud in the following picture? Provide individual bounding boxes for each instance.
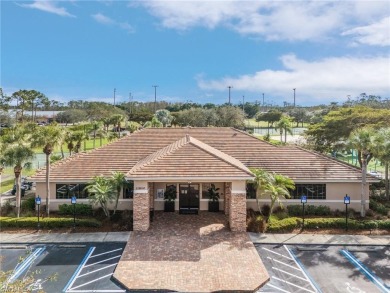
[198,54,390,103]
[91,13,135,33]
[19,1,75,17]
[140,1,389,42]
[342,17,390,47]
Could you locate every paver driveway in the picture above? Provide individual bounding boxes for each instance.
[114,211,269,292]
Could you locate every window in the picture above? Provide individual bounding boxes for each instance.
[246,182,256,199]
[124,180,134,199]
[202,183,211,199]
[290,184,326,200]
[56,184,89,199]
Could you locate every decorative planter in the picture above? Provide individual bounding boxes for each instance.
[164,201,175,212]
[208,201,219,212]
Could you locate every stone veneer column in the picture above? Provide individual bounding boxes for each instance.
[229,189,247,232]
[133,182,151,231]
[224,182,231,215]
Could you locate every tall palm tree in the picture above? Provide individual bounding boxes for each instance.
[91,121,102,149]
[373,128,390,200]
[348,127,375,217]
[2,145,34,217]
[64,130,75,156]
[85,176,115,218]
[275,116,293,143]
[251,168,273,214]
[31,124,63,216]
[110,114,125,138]
[110,171,126,214]
[72,131,89,153]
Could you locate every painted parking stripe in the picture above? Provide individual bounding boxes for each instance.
[77,263,118,278]
[272,267,311,282]
[284,245,323,293]
[262,247,293,260]
[8,247,46,283]
[90,248,122,258]
[265,283,292,293]
[341,249,390,293]
[69,273,114,290]
[272,276,316,293]
[68,290,125,292]
[84,255,121,267]
[267,257,301,271]
[63,247,95,293]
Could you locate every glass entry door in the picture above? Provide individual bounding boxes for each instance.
[179,184,199,214]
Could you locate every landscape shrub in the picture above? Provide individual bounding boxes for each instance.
[0,217,101,229]
[21,197,35,212]
[287,205,331,216]
[0,201,14,216]
[261,204,271,218]
[369,199,389,216]
[267,217,300,232]
[58,203,93,216]
[365,209,375,217]
[110,212,123,222]
[377,220,390,229]
[286,205,302,216]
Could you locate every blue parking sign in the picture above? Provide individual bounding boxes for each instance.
[71,196,77,204]
[35,196,41,205]
[301,195,307,203]
[344,195,350,204]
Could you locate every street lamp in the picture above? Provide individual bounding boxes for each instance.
[344,194,350,231]
[71,196,77,229]
[301,195,307,230]
[35,195,41,230]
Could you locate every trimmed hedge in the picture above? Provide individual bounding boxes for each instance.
[261,217,390,232]
[58,203,93,216]
[287,205,331,216]
[0,217,101,229]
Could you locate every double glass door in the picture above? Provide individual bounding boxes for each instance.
[179,184,199,214]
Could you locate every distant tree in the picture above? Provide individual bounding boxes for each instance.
[144,116,163,128]
[56,109,87,125]
[256,110,283,127]
[373,128,390,200]
[155,109,173,127]
[127,121,141,133]
[275,116,293,143]
[288,108,309,127]
[110,114,125,138]
[216,106,245,128]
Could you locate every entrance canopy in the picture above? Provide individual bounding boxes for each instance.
[126,135,254,181]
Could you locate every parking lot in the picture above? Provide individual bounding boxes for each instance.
[0,243,127,293]
[256,244,390,293]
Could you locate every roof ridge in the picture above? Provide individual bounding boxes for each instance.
[232,127,277,147]
[187,136,253,176]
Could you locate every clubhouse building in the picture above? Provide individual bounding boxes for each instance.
[30,127,375,232]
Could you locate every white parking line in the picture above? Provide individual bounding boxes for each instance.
[90,248,123,258]
[273,276,316,293]
[272,267,311,282]
[69,273,114,290]
[68,290,125,292]
[265,283,292,293]
[263,247,293,260]
[84,255,121,267]
[267,257,301,271]
[77,263,118,278]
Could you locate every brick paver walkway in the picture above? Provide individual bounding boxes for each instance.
[113,211,269,292]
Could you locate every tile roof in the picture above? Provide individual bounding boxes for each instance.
[127,135,253,179]
[30,127,371,182]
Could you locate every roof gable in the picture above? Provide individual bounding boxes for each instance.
[127,135,254,179]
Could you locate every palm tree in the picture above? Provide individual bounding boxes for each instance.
[72,131,89,153]
[91,121,102,149]
[31,124,63,216]
[110,114,125,138]
[64,130,75,156]
[373,128,390,200]
[110,171,126,214]
[85,176,115,218]
[251,168,273,215]
[348,127,375,217]
[275,116,293,143]
[2,145,34,217]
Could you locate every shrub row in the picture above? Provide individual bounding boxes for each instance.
[287,205,331,216]
[265,217,390,232]
[0,217,101,229]
[369,199,389,216]
[58,203,93,216]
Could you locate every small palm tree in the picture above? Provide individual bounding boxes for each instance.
[110,114,125,138]
[251,168,273,215]
[85,176,115,218]
[72,131,89,153]
[275,116,293,143]
[110,171,126,214]
[31,124,64,216]
[348,127,375,217]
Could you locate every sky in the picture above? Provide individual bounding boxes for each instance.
[1,0,390,106]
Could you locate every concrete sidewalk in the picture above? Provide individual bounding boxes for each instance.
[0,231,131,244]
[249,232,390,246]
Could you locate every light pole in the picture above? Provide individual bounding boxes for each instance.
[71,196,77,229]
[293,88,296,107]
[113,88,116,106]
[262,93,265,109]
[242,95,245,112]
[152,85,158,113]
[227,86,233,105]
[344,194,350,231]
[301,195,307,230]
[35,195,41,230]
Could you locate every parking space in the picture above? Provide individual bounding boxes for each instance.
[256,244,390,293]
[0,243,127,293]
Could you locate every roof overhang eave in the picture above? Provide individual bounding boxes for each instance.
[125,176,255,182]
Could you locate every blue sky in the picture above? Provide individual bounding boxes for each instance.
[2,1,390,106]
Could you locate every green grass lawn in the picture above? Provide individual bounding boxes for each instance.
[0,178,14,194]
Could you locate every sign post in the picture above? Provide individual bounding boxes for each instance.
[35,196,41,230]
[344,194,350,231]
[71,196,77,229]
[301,195,307,230]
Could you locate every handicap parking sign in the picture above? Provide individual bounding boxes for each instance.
[35,197,41,205]
[344,195,350,204]
[301,195,307,203]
